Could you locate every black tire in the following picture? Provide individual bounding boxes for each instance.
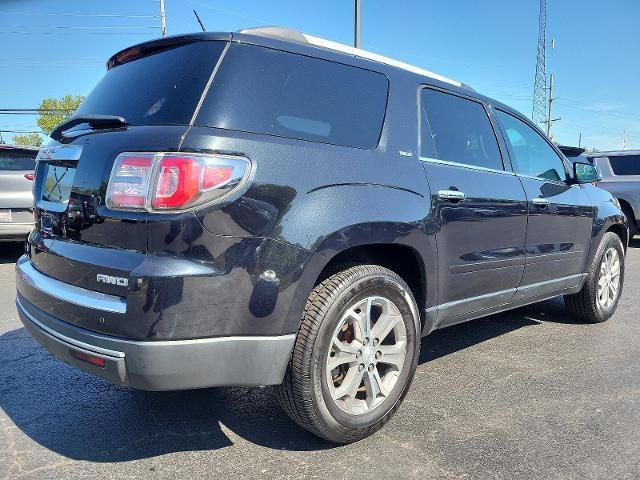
[621,203,637,238]
[275,265,421,443]
[564,232,625,323]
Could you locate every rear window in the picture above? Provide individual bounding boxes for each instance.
[196,43,389,149]
[0,152,36,170]
[76,41,226,126]
[607,155,640,175]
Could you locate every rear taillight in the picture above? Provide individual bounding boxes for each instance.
[24,172,34,181]
[106,153,250,212]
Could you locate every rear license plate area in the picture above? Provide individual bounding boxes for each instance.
[0,209,11,222]
[41,164,76,207]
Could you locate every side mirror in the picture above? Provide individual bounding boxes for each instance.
[572,161,601,184]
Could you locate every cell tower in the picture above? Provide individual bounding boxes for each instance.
[532,0,547,128]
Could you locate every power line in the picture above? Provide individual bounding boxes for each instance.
[0,130,43,134]
[0,109,78,112]
[6,25,159,29]
[5,12,160,18]
[0,31,155,36]
[555,99,640,120]
[185,0,269,24]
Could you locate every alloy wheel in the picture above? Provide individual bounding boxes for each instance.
[325,296,408,415]
[597,247,621,310]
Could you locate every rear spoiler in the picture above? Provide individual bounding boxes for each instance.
[107,32,232,69]
[50,115,127,141]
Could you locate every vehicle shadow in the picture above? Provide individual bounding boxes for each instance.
[628,238,640,249]
[0,297,577,461]
[0,242,24,265]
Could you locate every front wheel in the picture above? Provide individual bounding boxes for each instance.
[275,265,421,443]
[564,232,625,323]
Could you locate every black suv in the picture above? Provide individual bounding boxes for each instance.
[16,27,627,443]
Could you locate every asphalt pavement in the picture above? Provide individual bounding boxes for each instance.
[1,241,639,479]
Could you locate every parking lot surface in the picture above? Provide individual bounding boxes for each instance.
[1,241,639,479]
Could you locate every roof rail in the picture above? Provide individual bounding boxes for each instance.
[238,26,464,89]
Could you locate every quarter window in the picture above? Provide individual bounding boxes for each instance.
[196,44,389,149]
[607,155,640,176]
[497,111,567,182]
[420,89,503,170]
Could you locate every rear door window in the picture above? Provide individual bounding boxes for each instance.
[420,89,503,170]
[196,43,389,149]
[497,110,567,182]
[76,41,226,126]
[608,155,640,175]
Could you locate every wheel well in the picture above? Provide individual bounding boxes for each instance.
[316,244,426,329]
[617,198,636,225]
[608,223,628,251]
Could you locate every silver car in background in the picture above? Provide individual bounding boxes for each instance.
[0,144,38,242]
[560,146,639,238]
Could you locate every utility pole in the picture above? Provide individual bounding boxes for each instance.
[354,0,361,48]
[545,73,560,138]
[546,73,554,137]
[623,131,627,150]
[160,0,167,37]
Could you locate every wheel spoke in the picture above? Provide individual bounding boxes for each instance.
[377,343,406,370]
[331,365,364,401]
[601,281,610,305]
[371,308,401,344]
[328,339,360,371]
[364,369,383,407]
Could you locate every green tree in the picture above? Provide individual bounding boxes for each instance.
[37,94,84,135]
[12,133,43,147]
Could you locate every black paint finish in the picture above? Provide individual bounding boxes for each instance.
[19,31,627,345]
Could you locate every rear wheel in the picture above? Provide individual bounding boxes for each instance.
[276,265,420,443]
[564,232,625,323]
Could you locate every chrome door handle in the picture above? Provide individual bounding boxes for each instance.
[437,190,466,202]
[532,196,550,207]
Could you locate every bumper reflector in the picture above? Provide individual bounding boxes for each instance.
[71,350,106,368]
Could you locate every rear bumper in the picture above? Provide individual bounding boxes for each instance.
[0,222,32,241]
[15,256,297,390]
[17,294,295,390]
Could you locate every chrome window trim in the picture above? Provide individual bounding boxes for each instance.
[17,259,127,314]
[515,172,572,186]
[419,156,516,176]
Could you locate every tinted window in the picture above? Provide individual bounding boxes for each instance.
[420,89,503,170]
[196,44,389,149]
[77,41,225,125]
[0,151,36,170]
[608,155,640,175]
[497,111,566,181]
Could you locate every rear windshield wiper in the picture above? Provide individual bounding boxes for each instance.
[50,114,127,141]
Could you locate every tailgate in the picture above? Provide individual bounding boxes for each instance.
[29,126,189,292]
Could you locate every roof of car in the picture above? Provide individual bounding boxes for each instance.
[111,27,467,89]
[587,150,640,157]
[110,27,538,127]
[0,144,39,153]
[237,26,466,89]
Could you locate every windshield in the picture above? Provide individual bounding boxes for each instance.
[76,41,226,126]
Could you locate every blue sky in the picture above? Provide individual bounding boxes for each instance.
[1,0,639,150]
